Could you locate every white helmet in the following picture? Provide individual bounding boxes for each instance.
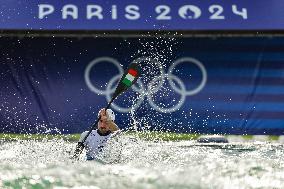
[106,109,115,121]
[98,109,115,121]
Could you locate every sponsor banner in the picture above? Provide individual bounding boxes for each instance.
[0,37,284,134]
[0,0,284,30]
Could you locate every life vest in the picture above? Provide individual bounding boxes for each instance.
[79,129,118,159]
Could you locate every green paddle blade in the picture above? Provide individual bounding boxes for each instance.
[112,63,140,98]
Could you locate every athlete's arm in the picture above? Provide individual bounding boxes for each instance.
[100,108,120,132]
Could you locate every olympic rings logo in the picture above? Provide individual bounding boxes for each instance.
[85,56,207,113]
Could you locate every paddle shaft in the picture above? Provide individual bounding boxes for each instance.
[81,97,115,144]
[73,96,116,159]
[82,62,141,143]
[73,62,140,159]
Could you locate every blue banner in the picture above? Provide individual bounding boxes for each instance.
[0,36,284,135]
[0,0,284,30]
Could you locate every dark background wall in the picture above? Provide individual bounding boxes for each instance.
[0,36,283,135]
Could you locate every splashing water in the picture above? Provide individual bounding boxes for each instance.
[117,35,190,132]
[2,35,282,189]
[1,135,284,189]
[116,35,227,134]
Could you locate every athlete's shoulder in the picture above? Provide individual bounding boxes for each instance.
[79,130,98,142]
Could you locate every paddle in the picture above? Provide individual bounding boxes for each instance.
[73,62,140,159]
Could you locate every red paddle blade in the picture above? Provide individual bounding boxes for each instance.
[112,63,140,98]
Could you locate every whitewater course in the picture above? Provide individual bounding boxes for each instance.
[1,38,284,189]
[0,134,284,189]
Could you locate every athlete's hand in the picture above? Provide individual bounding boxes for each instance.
[99,108,112,123]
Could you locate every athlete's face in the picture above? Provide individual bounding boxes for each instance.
[98,120,110,133]
[98,108,111,133]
